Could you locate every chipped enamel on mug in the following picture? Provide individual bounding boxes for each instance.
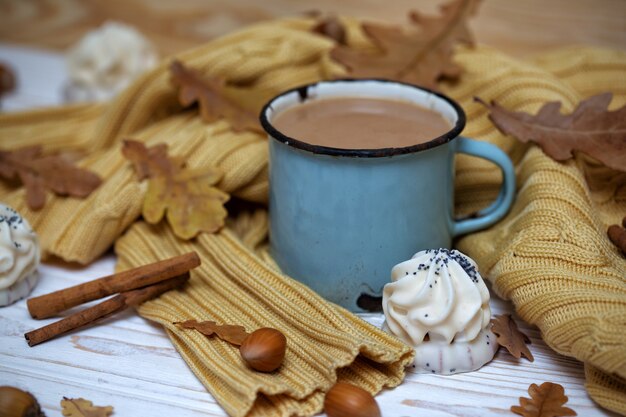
[260,79,515,313]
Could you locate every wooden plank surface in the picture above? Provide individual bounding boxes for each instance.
[0,2,624,414]
[0,254,616,417]
[0,0,625,58]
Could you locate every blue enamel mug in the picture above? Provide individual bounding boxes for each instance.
[260,79,515,312]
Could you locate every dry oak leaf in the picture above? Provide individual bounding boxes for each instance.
[0,145,102,210]
[310,14,347,45]
[61,397,113,417]
[170,60,263,133]
[511,382,576,417]
[330,0,481,88]
[491,314,534,361]
[477,93,626,172]
[122,140,229,240]
[176,319,249,346]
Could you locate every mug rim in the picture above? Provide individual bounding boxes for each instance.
[259,78,466,158]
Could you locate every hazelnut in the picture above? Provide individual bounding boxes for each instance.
[239,327,286,372]
[324,382,381,417]
[0,386,44,417]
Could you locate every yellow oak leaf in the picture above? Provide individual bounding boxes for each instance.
[61,397,113,417]
[122,140,229,240]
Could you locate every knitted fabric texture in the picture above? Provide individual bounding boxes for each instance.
[115,219,413,417]
[0,18,625,416]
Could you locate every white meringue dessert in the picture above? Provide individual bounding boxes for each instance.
[382,248,498,374]
[0,204,40,306]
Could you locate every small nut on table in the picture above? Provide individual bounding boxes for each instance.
[324,382,381,417]
[0,63,16,95]
[0,386,45,417]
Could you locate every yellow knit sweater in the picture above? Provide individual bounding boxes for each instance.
[0,18,624,416]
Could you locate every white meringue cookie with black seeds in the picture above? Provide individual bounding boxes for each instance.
[0,204,40,307]
[382,248,498,374]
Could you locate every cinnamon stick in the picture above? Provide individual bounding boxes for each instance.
[25,273,189,347]
[27,252,200,319]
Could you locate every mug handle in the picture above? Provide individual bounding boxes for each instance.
[452,137,516,237]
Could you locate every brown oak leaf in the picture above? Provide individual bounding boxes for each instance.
[122,140,229,239]
[0,146,102,210]
[476,93,626,172]
[170,60,262,133]
[176,319,249,346]
[311,14,347,45]
[330,0,481,88]
[491,314,534,361]
[61,397,113,417]
[511,382,577,417]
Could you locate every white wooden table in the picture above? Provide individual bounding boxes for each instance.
[0,46,618,417]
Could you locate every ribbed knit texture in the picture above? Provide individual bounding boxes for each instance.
[115,218,413,417]
[0,18,624,416]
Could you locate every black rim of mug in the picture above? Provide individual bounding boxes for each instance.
[259,78,467,158]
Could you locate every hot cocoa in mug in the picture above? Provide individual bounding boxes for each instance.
[272,96,451,149]
[260,79,515,313]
